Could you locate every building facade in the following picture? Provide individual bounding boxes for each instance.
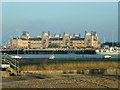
[10,31,99,49]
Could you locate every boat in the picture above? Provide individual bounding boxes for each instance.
[49,55,55,60]
[103,55,111,59]
[11,55,22,59]
[96,49,119,55]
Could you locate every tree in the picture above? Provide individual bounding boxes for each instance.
[101,42,120,47]
[115,42,120,47]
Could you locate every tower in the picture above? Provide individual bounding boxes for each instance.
[21,31,30,39]
[84,31,99,47]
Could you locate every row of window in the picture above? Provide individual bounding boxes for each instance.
[22,43,85,45]
[27,39,90,41]
[70,43,84,44]
[24,41,94,44]
[21,43,28,44]
[30,43,42,44]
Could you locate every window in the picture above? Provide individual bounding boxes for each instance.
[66,39,69,42]
[87,42,90,45]
[88,39,90,41]
[94,39,97,41]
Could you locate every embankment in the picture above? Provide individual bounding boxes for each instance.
[20,60,120,76]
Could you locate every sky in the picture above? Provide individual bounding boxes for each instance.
[2,2,118,45]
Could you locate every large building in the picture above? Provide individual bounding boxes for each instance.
[10,31,99,49]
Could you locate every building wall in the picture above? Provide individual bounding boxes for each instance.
[50,41,63,46]
[92,36,99,47]
[10,32,99,48]
[84,34,98,47]
[28,40,42,48]
[71,41,85,47]
[63,36,71,46]
[84,35,92,47]
[10,39,28,48]
[42,36,49,47]
[21,35,30,39]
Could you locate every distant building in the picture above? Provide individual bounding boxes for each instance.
[10,31,99,48]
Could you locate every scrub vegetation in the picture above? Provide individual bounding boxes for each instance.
[20,61,119,71]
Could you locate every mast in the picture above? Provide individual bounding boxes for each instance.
[103,37,105,43]
[16,28,20,55]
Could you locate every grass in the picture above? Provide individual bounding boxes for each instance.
[20,61,120,71]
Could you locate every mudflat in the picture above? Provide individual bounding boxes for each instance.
[2,74,120,88]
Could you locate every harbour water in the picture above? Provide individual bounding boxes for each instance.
[6,54,119,59]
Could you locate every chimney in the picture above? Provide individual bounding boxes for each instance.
[48,31,50,36]
[63,32,65,36]
[85,31,87,35]
[79,33,81,38]
[42,32,44,36]
[54,34,56,37]
[59,34,61,37]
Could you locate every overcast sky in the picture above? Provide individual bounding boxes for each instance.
[2,2,118,44]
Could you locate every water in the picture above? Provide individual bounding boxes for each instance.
[6,54,119,59]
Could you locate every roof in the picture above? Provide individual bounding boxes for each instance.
[86,33,91,36]
[70,38,84,41]
[49,38,63,41]
[43,33,48,36]
[29,38,42,41]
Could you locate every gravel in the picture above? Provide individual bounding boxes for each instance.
[2,74,119,88]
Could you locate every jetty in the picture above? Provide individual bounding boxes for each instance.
[1,48,96,54]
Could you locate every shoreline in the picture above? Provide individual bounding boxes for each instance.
[19,58,120,67]
[19,58,120,61]
[2,73,120,88]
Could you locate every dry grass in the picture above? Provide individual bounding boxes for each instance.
[20,65,38,71]
[20,61,120,71]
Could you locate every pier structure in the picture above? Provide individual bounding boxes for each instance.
[1,48,96,54]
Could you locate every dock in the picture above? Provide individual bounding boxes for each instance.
[1,48,96,54]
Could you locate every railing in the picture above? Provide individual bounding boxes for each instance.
[2,54,20,76]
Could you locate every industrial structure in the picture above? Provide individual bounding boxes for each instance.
[10,31,99,49]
